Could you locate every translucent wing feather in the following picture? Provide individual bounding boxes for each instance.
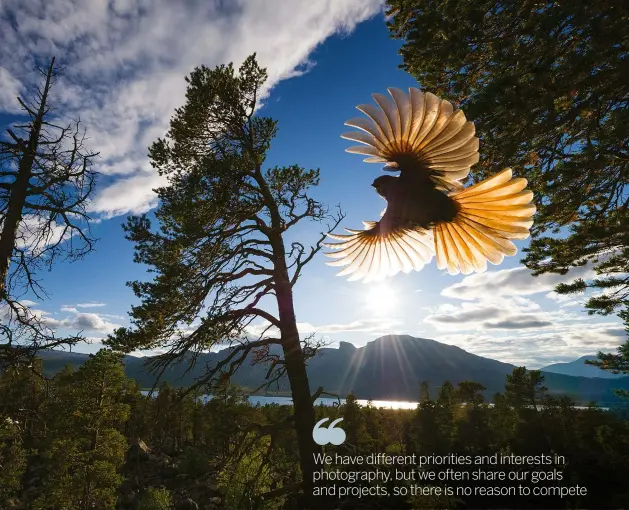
[341,87,479,190]
[432,168,537,275]
[323,222,435,283]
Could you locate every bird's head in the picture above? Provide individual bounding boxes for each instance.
[371,175,397,198]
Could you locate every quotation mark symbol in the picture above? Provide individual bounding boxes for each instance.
[313,417,346,445]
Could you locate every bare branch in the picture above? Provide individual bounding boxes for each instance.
[290,205,345,286]
[0,57,97,363]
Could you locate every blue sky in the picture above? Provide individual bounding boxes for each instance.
[0,0,624,368]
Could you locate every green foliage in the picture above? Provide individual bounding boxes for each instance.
[0,360,629,508]
[137,487,173,510]
[386,0,629,343]
[505,367,548,411]
[179,447,210,477]
[33,434,127,510]
[456,380,486,408]
[217,433,285,510]
[0,358,48,446]
[201,385,255,459]
[0,418,27,505]
[342,392,368,449]
[587,341,629,398]
[33,349,131,510]
[410,381,459,456]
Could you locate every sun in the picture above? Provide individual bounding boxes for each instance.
[365,283,398,316]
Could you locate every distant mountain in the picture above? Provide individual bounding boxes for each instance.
[33,335,629,405]
[36,349,145,378]
[541,355,625,379]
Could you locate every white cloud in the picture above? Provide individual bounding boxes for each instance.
[244,321,279,339]
[244,317,402,340]
[83,336,107,344]
[545,291,580,305]
[483,315,554,330]
[441,264,597,301]
[87,172,168,218]
[44,308,121,334]
[545,288,610,309]
[442,251,628,304]
[75,302,106,308]
[0,302,117,340]
[438,322,625,369]
[99,313,125,320]
[424,264,626,366]
[0,0,383,218]
[0,66,23,113]
[72,313,114,331]
[424,296,554,331]
[18,300,38,307]
[299,319,403,334]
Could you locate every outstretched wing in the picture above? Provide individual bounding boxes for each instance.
[323,220,435,283]
[341,87,478,191]
[432,168,536,275]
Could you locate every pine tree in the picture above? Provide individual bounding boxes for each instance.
[456,381,486,409]
[455,381,490,456]
[586,341,629,398]
[34,349,130,510]
[435,381,457,452]
[386,0,629,346]
[412,381,439,453]
[0,357,47,446]
[137,487,173,510]
[505,368,548,412]
[105,54,342,504]
[342,393,367,450]
[0,417,27,506]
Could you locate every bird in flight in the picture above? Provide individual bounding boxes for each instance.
[323,87,536,283]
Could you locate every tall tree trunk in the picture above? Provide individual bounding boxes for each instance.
[0,58,55,300]
[275,262,321,507]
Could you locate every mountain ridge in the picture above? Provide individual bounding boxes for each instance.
[33,335,629,405]
[541,355,625,379]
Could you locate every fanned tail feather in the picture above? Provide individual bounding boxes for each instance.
[323,224,435,283]
[433,168,536,275]
[342,87,479,190]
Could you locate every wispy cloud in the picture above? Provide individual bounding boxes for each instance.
[298,319,403,334]
[0,66,23,113]
[426,264,625,367]
[441,264,597,301]
[75,302,106,308]
[424,295,554,331]
[244,317,402,340]
[0,0,383,218]
[438,321,625,369]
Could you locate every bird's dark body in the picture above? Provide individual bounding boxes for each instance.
[372,162,460,234]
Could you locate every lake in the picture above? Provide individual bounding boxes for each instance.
[140,391,417,409]
[140,392,610,410]
[252,396,419,409]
